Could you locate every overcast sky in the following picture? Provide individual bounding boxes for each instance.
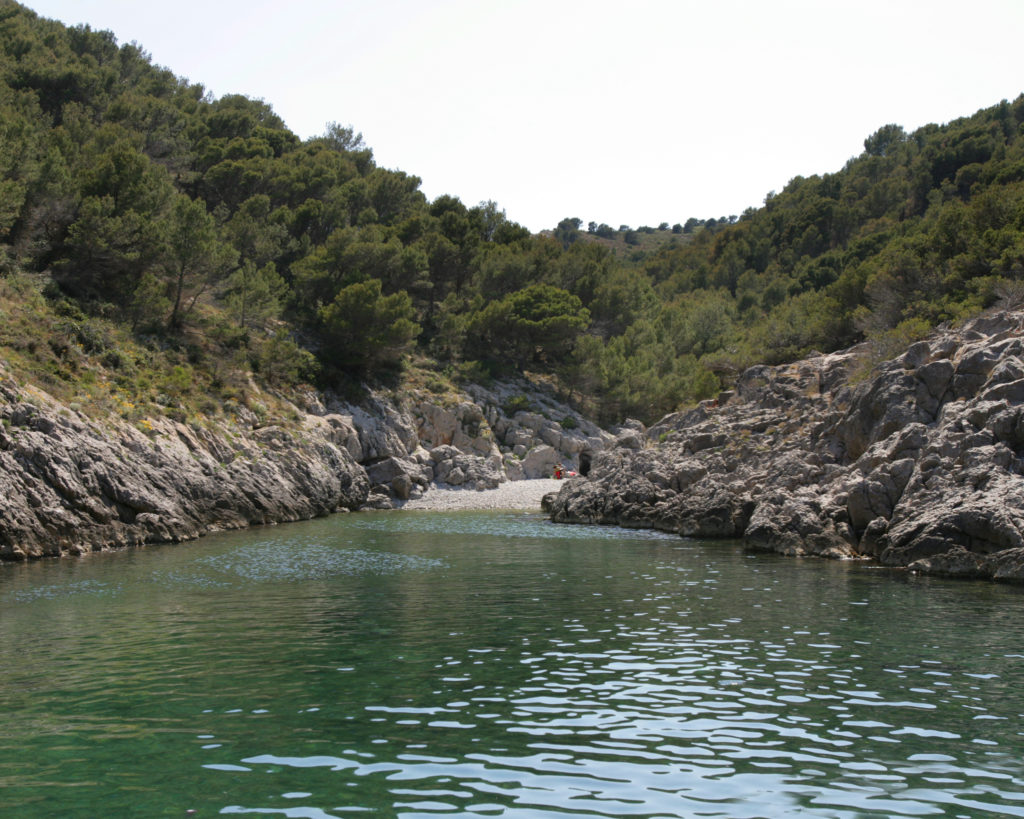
[24,0,1024,232]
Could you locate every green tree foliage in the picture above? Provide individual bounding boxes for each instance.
[223,261,286,329]
[465,284,590,368]
[59,136,175,304]
[254,328,318,387]
[863,124,907,157]
[162,195,237,329]
[6,3,1024,424]
[129,270,170,331]
[553,216,582,249]
[589,266,656,335]
[317,278,419,373]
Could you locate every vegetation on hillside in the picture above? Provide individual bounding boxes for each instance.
[1,2,1023,426]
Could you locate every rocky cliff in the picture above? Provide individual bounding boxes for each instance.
[547,310,1024,582]
[0,365,610,560]
[298,379,612,510]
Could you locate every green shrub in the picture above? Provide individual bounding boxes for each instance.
[502,393,533,415]
[454,360,492,386]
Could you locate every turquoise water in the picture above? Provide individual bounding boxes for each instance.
[1,511,1023,818]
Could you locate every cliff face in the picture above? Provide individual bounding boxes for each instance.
[0,367,610,560]
[547,310,1024,582]
[0,375,370,559]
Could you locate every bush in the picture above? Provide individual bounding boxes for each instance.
[690,368,720,400]
[502,393,533,415]
[453,359,493,386]
[253,329,318,388]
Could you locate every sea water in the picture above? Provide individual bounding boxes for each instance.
[1,510,1022,818]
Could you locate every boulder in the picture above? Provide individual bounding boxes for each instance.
[615,430,645,450]
[504,454,525,481]
[390,473,413,500]
[522,445,560,479]
[417,403,458,446]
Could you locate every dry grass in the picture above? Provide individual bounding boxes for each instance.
[0,273,302,432]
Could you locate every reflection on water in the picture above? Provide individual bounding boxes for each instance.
[1,511,1022,818]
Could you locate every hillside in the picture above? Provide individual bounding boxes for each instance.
[541,220,695,261]
[0,2,1023,432]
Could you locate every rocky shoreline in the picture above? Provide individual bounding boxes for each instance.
[5,310,1024,582]
[0,367,607,560]
[546,309,1024,583]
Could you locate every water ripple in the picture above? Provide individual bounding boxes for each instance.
[197,607,1024,818]
[194,541,446,583]
[2,511,1023,818]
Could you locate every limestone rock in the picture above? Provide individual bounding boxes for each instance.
[0,380,371,560]
[547,309,1024,583]
[0,365,621,559]
[522,445,560,480]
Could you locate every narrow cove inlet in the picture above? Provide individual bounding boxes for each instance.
[2,9,1024,817]
[1,507,1023,818]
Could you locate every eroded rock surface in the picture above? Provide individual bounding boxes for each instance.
[547,310,1024,582]
[0,379,370,560]
[329,380,613,502]
[0,370,613,559]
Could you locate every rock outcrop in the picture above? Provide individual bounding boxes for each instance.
[0,376,371,560]
[547,310,1024,583]
[319,380,613,503]
[0,366,613,559]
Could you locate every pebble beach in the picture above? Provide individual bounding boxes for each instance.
[396,478,565,511]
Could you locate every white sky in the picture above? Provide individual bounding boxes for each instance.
[24,0,1024,233]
